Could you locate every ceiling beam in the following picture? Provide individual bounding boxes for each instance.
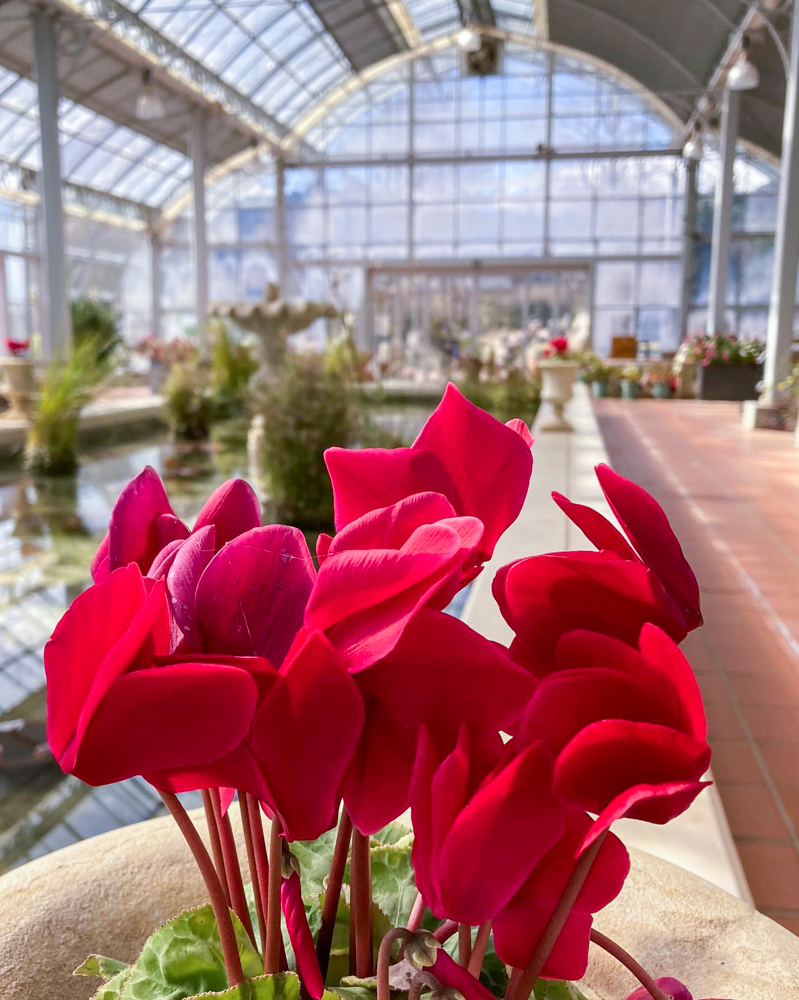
[455,0,497,28]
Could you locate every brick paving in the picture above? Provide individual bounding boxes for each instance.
[594,398,799,934]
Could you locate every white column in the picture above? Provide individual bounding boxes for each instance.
[679,158,699,342]
[765,5,799,403]
[706,85,740,334]
[275,156,288,294]
[0,256,9,348]
[31,8,70,359]
[190,108,208,353]
[150,232,162,340]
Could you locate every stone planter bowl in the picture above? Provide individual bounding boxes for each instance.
[0,811,797,1000]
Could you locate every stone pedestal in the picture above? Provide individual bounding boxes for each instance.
[537,361,579,431]
[0,357,36,420]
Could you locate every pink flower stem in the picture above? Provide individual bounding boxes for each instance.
[507,832,608,1000]
[466,922,491,978]
[433,920,458,944]
[407,892,427,931]
[239,792,267,956]
[265,815,284,975]
[316,809,353,980]
[202,789,231,907]
[246,796,272,958]
[459,924,472,967]
[211,789,256,947]
[376,927,414,1000]
[351,829,374,977]
[159,791,244,988]
[408,971,438,1000]
[589,929,669,1000]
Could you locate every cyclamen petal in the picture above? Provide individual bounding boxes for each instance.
[193,478,261,548]
[623,978,693,1000]
[429,949,496,1000]
[281,872,325,999]
[105,466,174,577]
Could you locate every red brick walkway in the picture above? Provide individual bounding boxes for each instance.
[594,398,799,934]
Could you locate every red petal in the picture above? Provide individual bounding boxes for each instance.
[282,872,325,999]
[551,492,638,561]
[107,466,174,574]
[325,446,456,531]
[196,525,315,665]
[166,525,216,642]
[357,609,536,743]
[326,492,457,556]
[638,624,707,741]
[624,978,693,1000]
[193,478,261,548]
[494,904,593,981]
[584,780,712,850]
[429,727,471,915]
[250,631,364,841]
[74,661,258,786]
[316,533,333,564]
[147,742,270,802]
[90,533,110,582]
[413,383,533,562]
[505,418,534,448]
[409,724,442,913]
[554,719,711,820]
[155,513,190,552]
[149,538,185,580]
[436,741,564,924]
[596,464,702,630]
[430,949,497,1000]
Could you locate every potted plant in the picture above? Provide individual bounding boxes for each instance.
[27,383,753,1000]
[684,333,764,401]
[1,335,36,420]
[620,365,641,400]
[135,336,198,393]
[643,363,673,400]
[581,354,613,399]
[537,336,581,430]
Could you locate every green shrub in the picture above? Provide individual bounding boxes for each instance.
[25,338,109,475]
[456,370,541,424]
[164,362,215,441]
[209,320,257,417]
[256,354,357,530]
[70,298,121,364]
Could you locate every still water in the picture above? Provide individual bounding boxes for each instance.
[0,408,432,872]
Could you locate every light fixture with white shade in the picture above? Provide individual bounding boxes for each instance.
[727,35,760,91]
[135,69,166,121]
[683,124,703,161]
[458,25,482,53]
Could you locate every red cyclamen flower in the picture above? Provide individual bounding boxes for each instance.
[624,978,737,1000]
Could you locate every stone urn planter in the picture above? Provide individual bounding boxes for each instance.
[1,812,797,1000]
[537,360,580,431]
[0,356,36,419]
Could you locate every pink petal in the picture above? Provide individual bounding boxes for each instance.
[624,978,693,1000]
[596,464,702,630]
[193,478,261,548]
[430,949,497,1000]
[107,466,174,574]
[436,741,564,925]
[505,418,534,448]
[316,533,333,564]
[554,719,711,822]
[75,661,258,786]
[429,727,472,915]
[250,631,364,841]
[413,383,533,562]
[155,513,190,551]
[356,608,536,743]
[166,525,217,642]
[409,724,442,914]
[196,526,315,666]
[282,872,325,998]
[326,492,457,556]
[325,446,456,531]
[551,492,638,561]
[90,534,110,582]
[148,538,186,580]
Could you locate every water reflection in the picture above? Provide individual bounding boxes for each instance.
[0,406,432,871]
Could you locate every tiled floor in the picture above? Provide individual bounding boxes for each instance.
[594,398,799,934]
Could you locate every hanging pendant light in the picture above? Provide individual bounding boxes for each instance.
[135,69,166,121]
[682,124,703,161]
[458,25,482,52]
[727,35,760,91]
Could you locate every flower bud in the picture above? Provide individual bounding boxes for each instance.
[404,932,441,970]
[280,841,301,879]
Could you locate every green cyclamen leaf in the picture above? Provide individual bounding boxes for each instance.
[328,988,378,1000]
[370,822,412,846]
[369,839,417,930]
[291,828,339,898]
[184,971,302,1000]
[89,967,132,1000]
[534,981,589,1000]
[120,904,263,1000]
[74,955,130,980]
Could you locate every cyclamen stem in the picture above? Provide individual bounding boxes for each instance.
[408,970,438,1000]
[433,920,458,944]
[159,791,244,988]
[351,829,374,977]
[458,924,472,967]
[246,796,272,958]
[590,929,670,1000]
[316,809,353,980]
[265,815,284,975]
[202,789,231,907]
[239,792,267,956]
[467,922,492,978]
[211,789,256,947]
[507,831,608,1000]
[376,927,414,1000]
[407,891,427,931]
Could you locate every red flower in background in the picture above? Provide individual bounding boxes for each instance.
[543,336,570,358]
[518,626,710,848]
[5,337,29,357]
[324,382,533,570]
[44,564,259,788]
